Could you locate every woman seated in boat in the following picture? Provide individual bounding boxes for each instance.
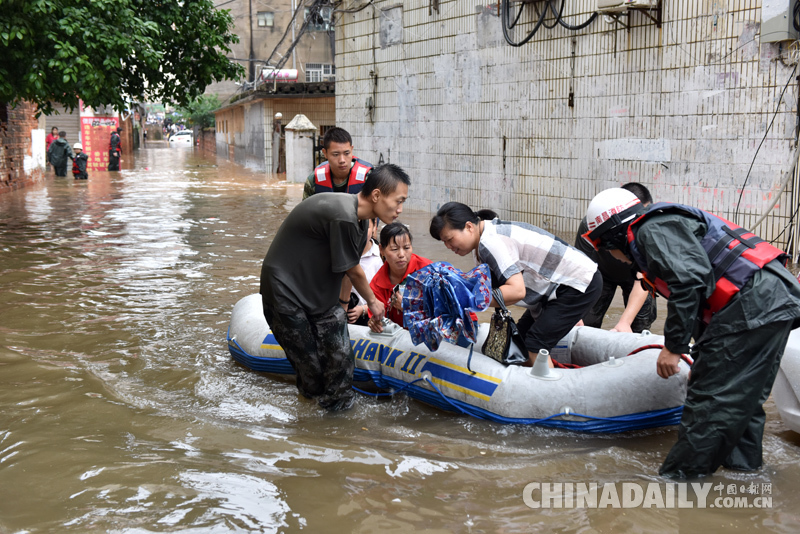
[429,202,602,366]
[367,222,431,331]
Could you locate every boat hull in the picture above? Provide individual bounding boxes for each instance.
[774,329,800,434]
[228,294,690,432]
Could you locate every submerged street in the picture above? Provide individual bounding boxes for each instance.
[1,144,800,532]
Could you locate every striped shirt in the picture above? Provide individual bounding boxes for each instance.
[476,219,597,313]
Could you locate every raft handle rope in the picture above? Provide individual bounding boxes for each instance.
[626,343,693,367]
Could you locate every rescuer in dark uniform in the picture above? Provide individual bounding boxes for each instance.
[47,131,74,177]
[108,127,122,171]
[303,127,373,199]
[583,188,800,478]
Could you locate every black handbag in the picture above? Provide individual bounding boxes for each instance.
[481,289,528,366]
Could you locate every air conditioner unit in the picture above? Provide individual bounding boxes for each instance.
[761,0,800,43]
[596,0,658,13]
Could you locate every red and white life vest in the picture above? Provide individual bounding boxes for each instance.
[313,157,372,194]
[628,202,788,323]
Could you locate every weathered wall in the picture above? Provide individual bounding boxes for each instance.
[196,128,217,154]
[336,0,800,249]
[214,95,335,173]
[1,101,45,194]
[205,0,336,100]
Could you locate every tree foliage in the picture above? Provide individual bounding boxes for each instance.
[174,94,221,128]
[0,0,244,115]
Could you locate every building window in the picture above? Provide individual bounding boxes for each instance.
[304,7,332,31]
[257,11,274,27]
[306,63,335,83]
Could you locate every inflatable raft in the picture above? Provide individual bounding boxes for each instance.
[227,294,690,432]
[773,329,800,434]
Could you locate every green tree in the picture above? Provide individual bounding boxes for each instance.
[175,94,221,128]
[0,0,244,115]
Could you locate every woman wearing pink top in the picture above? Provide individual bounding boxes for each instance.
[45,127,58,169]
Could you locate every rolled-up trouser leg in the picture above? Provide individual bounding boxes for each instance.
[659,319,793,478]
[263,303,355,411]
[517,269,603,354]
[307,305,355,410]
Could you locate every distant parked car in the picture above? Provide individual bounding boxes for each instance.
[169,130,193,146]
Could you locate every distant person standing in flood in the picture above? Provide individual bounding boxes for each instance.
[71,143,89,180]
[260,164,410,411]
[108,127,122,171]
[47,131,74,177]
[302,127,373,199]
[45,127,58,170]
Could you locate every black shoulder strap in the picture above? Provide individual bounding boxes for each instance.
[492,288,508,312]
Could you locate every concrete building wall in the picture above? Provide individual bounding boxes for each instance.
[206,0,336,102]
[1,101,45,194]
[244,100,267,169]
[215,95,335,172]
[335,0,800,249]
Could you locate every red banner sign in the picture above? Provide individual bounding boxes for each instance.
[81,117,119,172]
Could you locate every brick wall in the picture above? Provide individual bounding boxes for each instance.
[0,101,45,194]
[197,128,217,154]
[336,0,800,249]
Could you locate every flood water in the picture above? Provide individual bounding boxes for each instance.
[2,144,800,533]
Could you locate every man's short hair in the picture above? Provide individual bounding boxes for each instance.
[360,163,410,197]
[322,127,352,149]
[621,182,653,205]
[58,131,67,138]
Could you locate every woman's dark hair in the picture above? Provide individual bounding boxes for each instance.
[429,202,498,240]
[360,163,410,197]
[379,222,412,248]
[51,127,58,134]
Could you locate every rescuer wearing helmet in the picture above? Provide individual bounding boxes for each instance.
[583,188,800,478]
[71,142,89,180]
[574,183,657,333]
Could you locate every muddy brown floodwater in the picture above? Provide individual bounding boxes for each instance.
[1,143,800,533]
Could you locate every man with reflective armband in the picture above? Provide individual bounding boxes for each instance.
[582,188,800,478]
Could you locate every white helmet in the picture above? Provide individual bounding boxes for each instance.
[583,188,642,251]
[73,142,82,150]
